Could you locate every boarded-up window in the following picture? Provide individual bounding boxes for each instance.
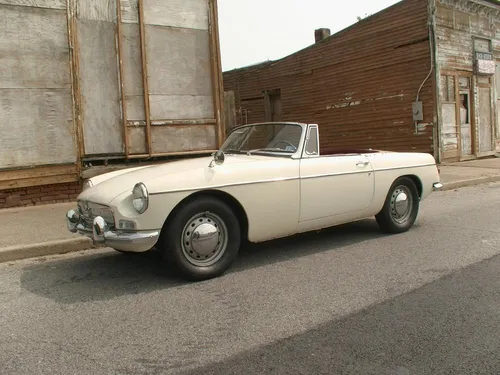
[473,38,491,53]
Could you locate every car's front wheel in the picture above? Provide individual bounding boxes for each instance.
[161,196,241,281]
[376,177,420,233]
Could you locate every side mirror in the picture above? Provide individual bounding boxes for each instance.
[209,150,225,168]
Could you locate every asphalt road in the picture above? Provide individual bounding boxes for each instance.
[1,182,500,375]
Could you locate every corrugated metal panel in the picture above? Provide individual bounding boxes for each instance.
[223,0,434,154]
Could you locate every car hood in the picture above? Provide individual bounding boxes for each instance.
[78,154,284,205]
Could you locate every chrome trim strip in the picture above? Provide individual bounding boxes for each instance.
[374,163,436,172]
[301,170,372,180]
[149,163,437,195]
[150,176,300,195]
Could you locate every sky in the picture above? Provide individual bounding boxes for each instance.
[217,0,402,72]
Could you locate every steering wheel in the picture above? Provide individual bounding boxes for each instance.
[270,139,297,152]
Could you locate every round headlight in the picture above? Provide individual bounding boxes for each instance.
[82,179,93,191]
[132,182,148,214]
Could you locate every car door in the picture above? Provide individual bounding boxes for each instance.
[298,126,375,223]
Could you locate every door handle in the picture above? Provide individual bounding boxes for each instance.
[356,161,370,167]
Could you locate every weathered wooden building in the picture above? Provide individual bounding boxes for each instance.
[0,0,224,208]
[223,0,500,163]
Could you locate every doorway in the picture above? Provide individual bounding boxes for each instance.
[458,76,473,158]
[477,76,495,157]
[440,72,476,161]
[264,89,282,122]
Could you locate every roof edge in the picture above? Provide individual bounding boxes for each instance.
[222,0,409,76]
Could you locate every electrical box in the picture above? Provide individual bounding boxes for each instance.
[412,101,423,121]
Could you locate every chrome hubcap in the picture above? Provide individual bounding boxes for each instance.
[181,212,228,266]
[390,185,413,224]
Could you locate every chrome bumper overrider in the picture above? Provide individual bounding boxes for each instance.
[66,209,159,252]
[433,182,444,191]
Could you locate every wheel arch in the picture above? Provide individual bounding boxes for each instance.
[159,189,250,244]
[398,174,423,199]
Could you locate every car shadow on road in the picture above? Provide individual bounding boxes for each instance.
[19,218,391,304]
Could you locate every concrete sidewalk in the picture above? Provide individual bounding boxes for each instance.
[439,157,500,190]
[0,203,96,263]
[1,156,500,264]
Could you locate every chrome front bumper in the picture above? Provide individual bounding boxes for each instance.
[66,209,159,252]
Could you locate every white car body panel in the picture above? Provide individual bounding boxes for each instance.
[299,154,375,222]
[68,122,441,251]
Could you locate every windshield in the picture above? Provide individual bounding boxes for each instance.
[220,123,303,155]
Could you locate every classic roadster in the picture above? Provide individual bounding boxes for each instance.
[67,122,442,280]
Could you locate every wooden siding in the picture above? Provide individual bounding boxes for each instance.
[0,0,223,192]
[0,0,65,9]
[119,0,218,155]
[76,0,124,155]
[436,0,498,72]
[223,0,435,154]
[435,0,500,158]
[0,3,77,169]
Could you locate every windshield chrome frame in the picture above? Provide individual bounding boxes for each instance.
[220,122,309,159]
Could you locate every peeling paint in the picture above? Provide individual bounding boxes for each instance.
[326,93,406,110]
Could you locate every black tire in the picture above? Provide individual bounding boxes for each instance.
[375,177,420,234]
[160,196,241,281]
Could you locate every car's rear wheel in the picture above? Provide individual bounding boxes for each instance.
[376,177,420,233]
[161,196,241,281]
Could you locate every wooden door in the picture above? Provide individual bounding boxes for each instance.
[458,75,473,159]
[477,76,495,157]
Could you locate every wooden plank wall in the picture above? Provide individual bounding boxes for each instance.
[435,0,500,159]
[76,0,124,155]
[120,0,146,154]
[222,0,435,155]
[223,91,236,130]
[0,0,223,191]
[0,1,77,169]
[120,0,218,155]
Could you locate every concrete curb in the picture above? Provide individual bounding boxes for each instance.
[441,175,500,191]
[0,238,96,263]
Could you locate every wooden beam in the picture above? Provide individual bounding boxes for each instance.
[116,0,130,157]
[138,0,152,156]
[0,164,79,190]
[208,0,225,148]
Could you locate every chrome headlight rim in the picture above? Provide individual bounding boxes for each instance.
[132,182,149,214]
[82,179,93,191]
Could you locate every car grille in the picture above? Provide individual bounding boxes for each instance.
[77,200,115,230]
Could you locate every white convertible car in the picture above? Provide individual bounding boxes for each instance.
[67,122,442,280]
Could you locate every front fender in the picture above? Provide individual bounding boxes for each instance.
[109,189,193,231]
